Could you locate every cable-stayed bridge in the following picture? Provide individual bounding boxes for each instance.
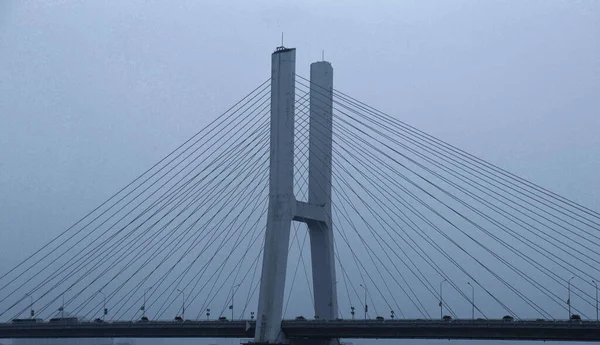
[1,47,599,344]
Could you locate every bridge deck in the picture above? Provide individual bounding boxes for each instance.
[285,320,600,341]
[2,319,600,341]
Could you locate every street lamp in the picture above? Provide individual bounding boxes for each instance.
[230,284,241,320]
[206,308,211,320]
[568,276,575,318]
[141,288,151,318]
[593,280,598,322]
[60,289,71,319]
[359,284,368,320]
[439,279,447,319]
[177,289,185,320]
[467,282,475,320]
[99,291,107,321]
[25,293,34,319]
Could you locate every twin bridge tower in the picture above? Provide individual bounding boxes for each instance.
[255,47,337,345]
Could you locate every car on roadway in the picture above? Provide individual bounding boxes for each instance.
[11,318,43,324]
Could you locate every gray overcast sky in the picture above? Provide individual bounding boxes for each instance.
[0,0,599,341]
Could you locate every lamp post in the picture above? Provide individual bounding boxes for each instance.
[360,284,368,320]
[206,308,211,320]
[142,288,151,318]
[439,279,447,319]
[62,292,65,318]
[230,284,241,320]
[568,276,574,318]
[593,280,598,322]
[177,289,185,320]
[467,282,475,320]
[25,293,33,319]
[99,291,107,321]
[60,289,70,318]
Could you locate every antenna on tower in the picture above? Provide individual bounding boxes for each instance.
[275,33,287,51]
[322,50,325,61]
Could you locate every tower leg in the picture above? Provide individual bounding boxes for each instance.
[308,61,336,321]
[308,61,338,345]
[255,47,297,344]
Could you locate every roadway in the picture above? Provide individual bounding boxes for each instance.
[2,319,600,341]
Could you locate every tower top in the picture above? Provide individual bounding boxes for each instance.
[311,60,332,66]
[274,46,295,54]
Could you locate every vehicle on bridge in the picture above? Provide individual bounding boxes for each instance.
[10,319,43,324]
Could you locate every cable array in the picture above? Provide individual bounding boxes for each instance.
[296,74,600,321]
[2,72,598,324]
[0,80,271,322]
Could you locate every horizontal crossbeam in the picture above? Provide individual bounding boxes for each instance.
[3,320,600,341]
[293,200,328,223]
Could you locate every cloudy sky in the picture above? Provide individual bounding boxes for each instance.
[0,1,599,344]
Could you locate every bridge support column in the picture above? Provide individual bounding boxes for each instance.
[255,47,297,344]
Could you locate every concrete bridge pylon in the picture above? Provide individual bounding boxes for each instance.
[254,47,337,345]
